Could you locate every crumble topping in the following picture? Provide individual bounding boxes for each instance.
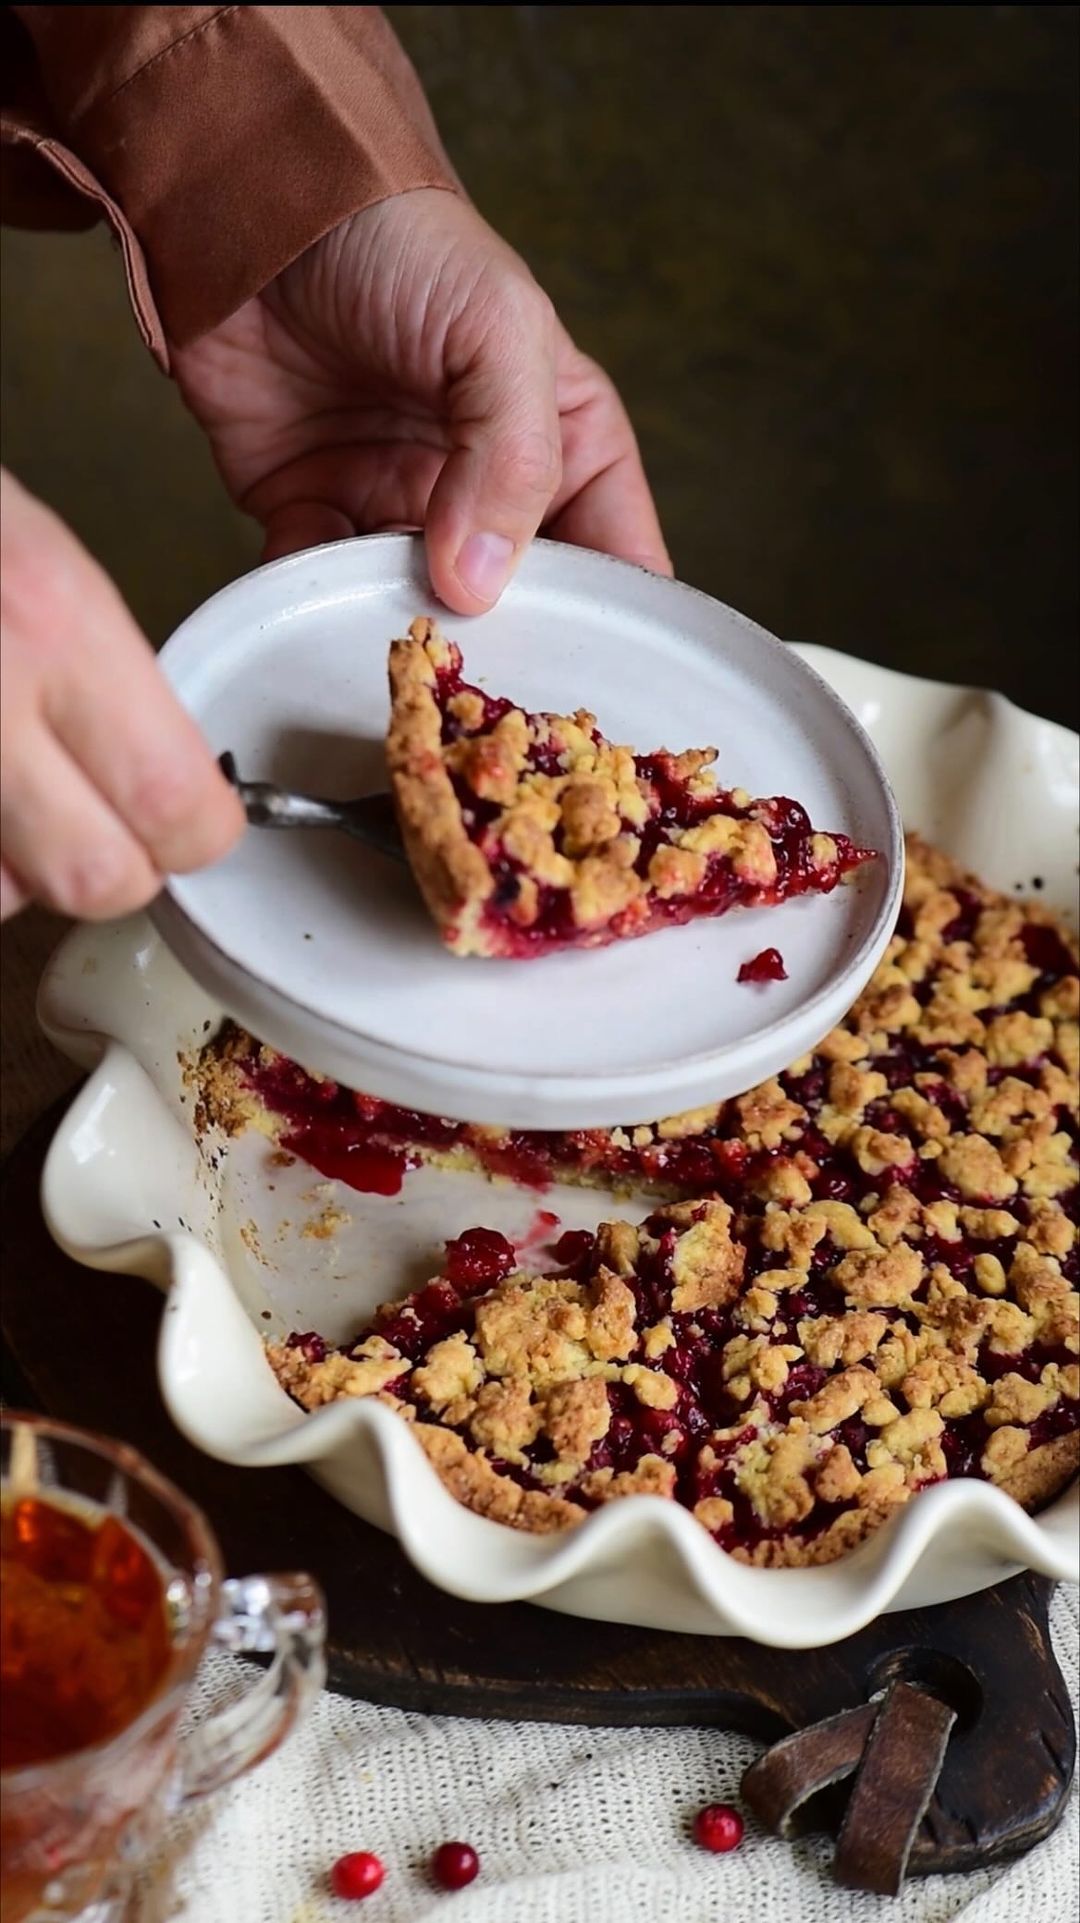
[468,1379,540,1461]
[668,1200,745,1310]
[200,833,1077,1567]
[411,1335,483,1411]
[832,1242,925,1309]
[472,1278,596,1387]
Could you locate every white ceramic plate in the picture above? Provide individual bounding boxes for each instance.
[37,647,1079,1648]
[151,536,901,1128]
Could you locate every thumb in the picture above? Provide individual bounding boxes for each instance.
[424,296,562,614]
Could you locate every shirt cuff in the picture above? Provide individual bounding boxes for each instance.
[3,6,458,369]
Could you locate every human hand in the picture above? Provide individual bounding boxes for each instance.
[172,189,671,611]
[0,469,243,922]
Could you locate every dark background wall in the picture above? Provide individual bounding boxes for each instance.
[4,6,1076,711]
[389,5,1078,720]
[2,3,1077,1146]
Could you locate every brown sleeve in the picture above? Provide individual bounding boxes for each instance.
[0,6,458,369]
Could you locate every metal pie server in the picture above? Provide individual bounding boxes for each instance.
[219,754,407,866]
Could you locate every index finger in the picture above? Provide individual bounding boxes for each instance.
[545,446,673,576]
[547,350,672,575]
[37,569,243,877]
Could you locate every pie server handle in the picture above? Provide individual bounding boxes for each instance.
[218,753,407,866]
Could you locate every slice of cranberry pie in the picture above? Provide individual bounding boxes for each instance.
[387,616,875,959]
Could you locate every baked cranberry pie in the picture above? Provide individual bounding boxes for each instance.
[387,617,875,958]
[195,836,1079,1564]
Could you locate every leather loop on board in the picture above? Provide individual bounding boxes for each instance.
[742,1700,878,1838]
[742,1681,957,1894]
[834,1681,956,1894]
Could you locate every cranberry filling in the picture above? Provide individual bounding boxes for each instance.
[939,888,983,944]
[940,1414,990,1480]
[551,1228,598,1271]
[443,1227,517,1291]
[982,1340,1076,1383]
[281,1133,410,1195]
[837,1416,871,1470]
[465,1135,562,1190]
[769,1361,829,1420]
[812,1168,859,1204]
[473,807,871,957]
[1021,923,1079,977]
[239,898,1075,1214]
[233,1017,1078,1263]
[1029,1402,1079,1448]
[234,1032,739,1198]
[375,1279,468,1360]
[435,661,513,737]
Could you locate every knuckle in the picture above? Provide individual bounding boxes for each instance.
[482,263,553,332]
[127,758,205,838]
[56,843,157,921]
[167,788,245,872]
[519,282,557,341]
[127,756,244,870]
[2,519,104,671]
[2,568,68,668]
[572,347,613,394]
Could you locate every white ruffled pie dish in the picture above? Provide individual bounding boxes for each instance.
[38,645,1079,1648]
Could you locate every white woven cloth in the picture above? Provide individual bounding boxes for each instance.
[132,1584,1078,1923]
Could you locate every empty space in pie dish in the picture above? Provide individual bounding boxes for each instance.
[153,535,902,1128]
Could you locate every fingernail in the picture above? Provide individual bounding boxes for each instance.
[455,532,515,605]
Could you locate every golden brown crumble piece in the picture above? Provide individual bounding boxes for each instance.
[541,1377,613,1467]
[268,1337,410,1408]
[414,1426,585,1533]
[832,1242,924,1309]
[411,1335,483,1412]
[468,1380,541,1462]
[581,1456,678,1503]
[668,1201,746,1311]
[814,1444,863,1504]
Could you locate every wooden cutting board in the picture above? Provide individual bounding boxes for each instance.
[2,1104,1073,1879]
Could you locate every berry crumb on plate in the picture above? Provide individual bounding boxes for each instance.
[738,947,788,985]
